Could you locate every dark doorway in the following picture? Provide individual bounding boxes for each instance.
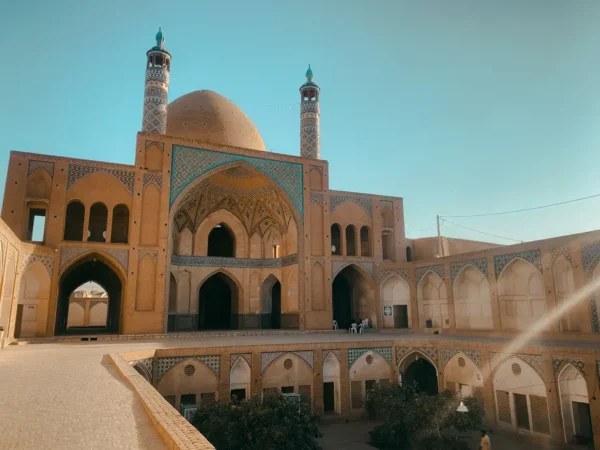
[332,265,372,331]
[64,201,85,241]
[207,224,235,257]
[573,401,593,444]
[181,394,197,406]
[514,393,530,430]
[281,386,294,394]
[404,358,438,395]
[198,273,237,330]
[333,274,353,330]
[394,305,409,328]
[14,305,24,338]
[55,255,122,335]
[323,382,335,414]
[271,282,281,329]
[261,276,281,329]
[231,389,246,402]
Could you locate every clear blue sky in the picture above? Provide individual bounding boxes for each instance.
[2,0,600,245]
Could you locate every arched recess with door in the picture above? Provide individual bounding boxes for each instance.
[442,353,483,400]
[197,270,241,330]
[230,356,251,401]
[157,359,219,411]
[261,274,281,329]
[453,265,492,330]
[381,275,411,329]
[322,352,341,415]
[557,363,592,445]
[349,351,393,410]
[332,265,376,330]
[398,351,438,395]
[15,262,51,338]
[262,353,313,406]
[55,252,124,335]
[417,271,448,329]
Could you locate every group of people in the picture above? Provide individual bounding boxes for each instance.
[349,318,368,333]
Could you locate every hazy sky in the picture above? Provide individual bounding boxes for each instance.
[2,0,600,244]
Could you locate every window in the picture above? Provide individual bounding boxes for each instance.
[180,394,196,406]
[64,201,85,241]
[331,224,341,255]
[272,245,280,258]
[360,226,371,256]
[207,224,235,257]
[346,226,356,256]
[27,208,46,242]
[110,204,129,244]
[382,231,395,261]
[406,246,413,262]
[88,202,108,243]
[281,386,294,394]
[230,389,246,401]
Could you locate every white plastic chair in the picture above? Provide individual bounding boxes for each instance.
[362,319,369,330]
[358,323,364,334]
[349,323,358,334]
[332,320,338,330]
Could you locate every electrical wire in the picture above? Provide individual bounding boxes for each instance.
[440,218,523,243]
[441,193,600,219]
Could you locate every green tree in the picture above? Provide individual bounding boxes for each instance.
[191,392,323,450]
[366,384,484,450]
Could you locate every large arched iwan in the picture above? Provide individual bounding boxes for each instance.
[55,254,123,335]
[332,265,374,330]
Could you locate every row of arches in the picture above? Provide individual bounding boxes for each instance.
[64,201,129,244]
[331,224,371,257]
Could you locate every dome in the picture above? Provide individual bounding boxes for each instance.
[166,90,266,151]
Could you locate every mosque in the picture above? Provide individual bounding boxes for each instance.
[2,29,600,448]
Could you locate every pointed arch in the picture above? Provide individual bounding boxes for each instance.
[261,274,281,329]
[453,264,492,330]
[195,209,247,257]
[198,270,241,330]
[15,261,51,338]
[417,270,448,329]
[553,256,578,331]
[133,362,152,382]
[381,275,411,329]
[557,362,590,443]
[443,352,483,398]
[350,350,394,409]
[63,200,85,241]
[397,350,438,395]
[333,264,376,330]
[230,356,251,400]
[157,358,219,410]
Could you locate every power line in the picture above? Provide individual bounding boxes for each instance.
[441,193,600,219]
[440,218,523,243]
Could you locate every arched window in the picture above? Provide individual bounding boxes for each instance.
[360,226,371,256]
[207,224,235,257]
[110,204,129,244]
[346,226,356,256]
[64,201,85,241]
[406,246,413,262]
[331,224,341,256]
[88,203,108,242]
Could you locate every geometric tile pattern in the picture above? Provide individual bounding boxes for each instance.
[415,264,445,285]
[18,253,54,276]
[582,240,600,274]
[27,160,55,177]
[378,268,410,285]
[171,254,298,268]
[67,164,135,195]
[348,347,392,368]
[310,192,323,205]
[131,358,154,381]
[142,66,169,134]
[157,355,221,380]
[395,346,439,368]
[143,173,163,189]
[322,349,340,362]
[300,100,320,159]
[494,249,542,277]
[261,351,314,374]
[440,348,482,370]
[450,258,488,282]
[230,353,252,369]
[330,195,372,218]
[552,357,584,375]
[170,146,304,215]
[332,260,374,279]
[59,247,129,273]
[550,245,572,265]
[138,250,158,261]
[489,352,545,382]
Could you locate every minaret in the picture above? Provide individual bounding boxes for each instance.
[299,65,320,159]
[142,28,171,133]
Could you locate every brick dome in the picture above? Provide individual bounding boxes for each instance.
[166,90,266,151]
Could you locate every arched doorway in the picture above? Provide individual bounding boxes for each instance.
[55,255,122,335]
[399,353,438,395]
[332,265,374,330]
[558,364,592,444]
[261,275,281,329]
[198,272,238,330]
[207,224,235,257]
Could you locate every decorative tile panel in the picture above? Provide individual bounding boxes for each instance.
[170,146,303,215]
[378,268,410,285]
[139,250,158,261]
[67,164,135,195]
[348,347,392,368]
[172,254,297,268]
[130,358,154,381]
[157,355,221,380]
[415,264,445,285]
[489,352,545,381]
[19,253,54,276]
[322,349,340,362]
[60,247,129,273]
[582,240,600,274]
[330,195,372,217]
[261,351,314,374]
[550,245,572,265]
[143,173,163,189]
[494,250,542,277]
[440,348,482,370]
[231,353,252,369]
[552,357,584,375]
[310,192,323,205]
[28,160,55,177]
[332,260,374,279]
[396,346,439,367]
[450,258,488,282]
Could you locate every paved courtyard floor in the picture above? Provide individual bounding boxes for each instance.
[0,331,598,449]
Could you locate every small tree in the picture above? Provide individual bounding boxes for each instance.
[192,392,322,450]
[366,384,484,450]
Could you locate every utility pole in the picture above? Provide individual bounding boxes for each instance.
[437,215,444,258]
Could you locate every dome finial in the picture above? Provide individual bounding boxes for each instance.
[305,64,313,82]
[155,27,165,47]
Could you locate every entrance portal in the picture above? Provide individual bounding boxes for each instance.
[198,273,238,330]
[55,255,122,335]
[332,265,374,330]
[403,357,438,395]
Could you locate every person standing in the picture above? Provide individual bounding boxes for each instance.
[479,430,491,450]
